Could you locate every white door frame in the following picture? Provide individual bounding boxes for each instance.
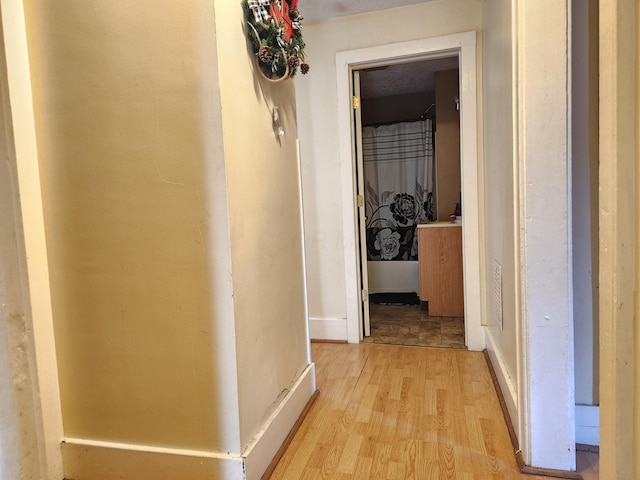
[1,1,65,477]
[351,70,371,337]
[336,31,485,350]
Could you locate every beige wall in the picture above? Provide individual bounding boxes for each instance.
[23,0,310,473]
[481,0,518,413]
[599,0,639,477]
[296,0,482,325]
[213,3,309,447]
[24,0,231,451]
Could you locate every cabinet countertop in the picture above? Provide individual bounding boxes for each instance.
[417,221,461,228]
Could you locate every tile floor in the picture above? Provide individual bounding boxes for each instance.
[576,445,599,480]
[362,302,466,348]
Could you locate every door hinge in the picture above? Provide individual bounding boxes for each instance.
[356,194,364,207]
[352,95,361,109]
[361,289,368,302]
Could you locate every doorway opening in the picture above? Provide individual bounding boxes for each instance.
[355,57,466,349]
[336,32,484,350]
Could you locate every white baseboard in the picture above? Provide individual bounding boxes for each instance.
[61,439,244,480]
[309,317,347,341]
[243,363,316,480]
[485,328,519,428]
[62,364,317,480]
[575,404,599,446]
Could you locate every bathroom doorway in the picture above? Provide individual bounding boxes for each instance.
[336,33,483,350]
[355,57,465,349]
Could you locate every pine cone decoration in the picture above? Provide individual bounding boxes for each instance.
[288,55,300,71]
[258,45,274,64]
[300,63,310,75]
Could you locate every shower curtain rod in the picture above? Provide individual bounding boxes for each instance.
[363,104,436,128]
[362,103,436,127]
[420,103,436,119]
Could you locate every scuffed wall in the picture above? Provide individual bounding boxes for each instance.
[213,2,309,448]
[24,0,310,472]
[0,23,44,479]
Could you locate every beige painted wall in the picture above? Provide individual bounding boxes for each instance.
[23,0,310,469]
[296,0,482,324]
[481,0,518,415]
[24,0,236,453]
[213,3,309,448]
[599,0,639,477]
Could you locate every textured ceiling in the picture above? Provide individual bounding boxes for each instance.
[298,1,457,98]
[301,0,431,22]
[360,56,459,99]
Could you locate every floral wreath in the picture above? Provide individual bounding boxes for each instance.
[242,0,309,82]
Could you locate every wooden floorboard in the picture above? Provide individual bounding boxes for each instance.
[268,343,596,479]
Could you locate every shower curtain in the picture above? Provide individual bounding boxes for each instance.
[363,119,435,261]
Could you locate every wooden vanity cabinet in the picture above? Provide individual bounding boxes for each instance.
[418,224,464,317]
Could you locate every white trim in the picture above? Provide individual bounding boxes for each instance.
[243,363,316,480]
[511,0,528,463]
[296,139,313,364]
[1,1,64,477]
[575,405,599,446]
[63,438,242,460]
[457,34,484,351]
[61,439,245,480]
[335,31,485,350]
[309,317,348,342]
[62,364,317,480]
[485,329,518,422]
[514,0,575,470]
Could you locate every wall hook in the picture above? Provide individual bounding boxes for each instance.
[273,106,284,138]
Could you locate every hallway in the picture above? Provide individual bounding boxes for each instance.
[269,343,597,479]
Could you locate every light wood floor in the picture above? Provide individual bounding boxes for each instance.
[269,343,598,479]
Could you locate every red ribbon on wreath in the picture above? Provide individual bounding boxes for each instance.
[271,1,293,43]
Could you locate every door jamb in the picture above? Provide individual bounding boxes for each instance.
[335,32,485,350]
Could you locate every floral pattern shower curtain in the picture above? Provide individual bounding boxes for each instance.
[363,119,435,261]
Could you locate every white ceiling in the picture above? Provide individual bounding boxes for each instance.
[301,0,431,23]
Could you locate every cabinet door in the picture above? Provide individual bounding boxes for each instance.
[418,227,464,317]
